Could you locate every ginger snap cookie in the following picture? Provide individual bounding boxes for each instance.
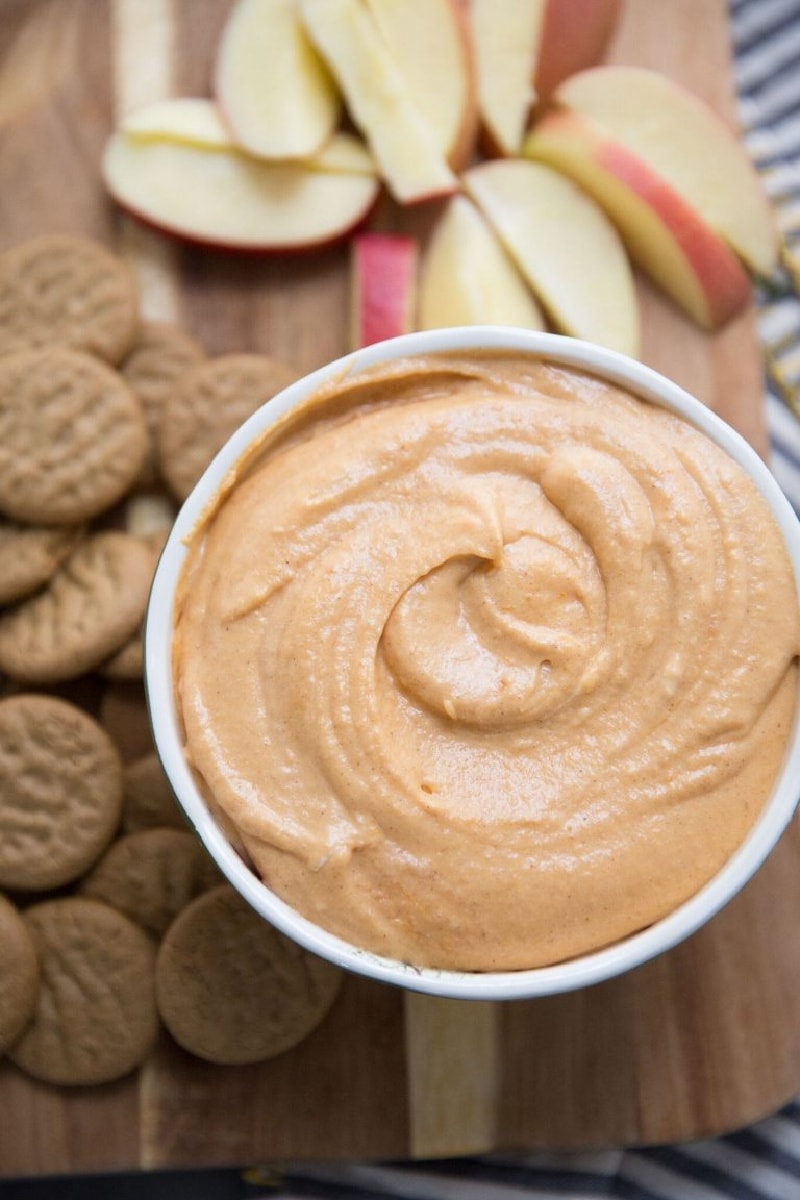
[101,635,145,681]
[0,348,147,526]
[80,829,221,938]
[120,321,205,487]
[158,354,298,501]
[121,753,185,833]
[0,531,153,683]
[0,519,84,607]
[156,885,343,1065]
[0,233,139,364]
[0,693,123,891]
[101,528,168,681]
[99,681,153,763]
[0,894,39,1056]
[9,898,158,1086]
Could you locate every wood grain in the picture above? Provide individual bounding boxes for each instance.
[112,0,180,322]
[1,0,798,1176]
[404,997,499,1157]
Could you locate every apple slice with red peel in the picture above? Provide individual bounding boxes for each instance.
[464,159,639,355]
[122,99,375,175]
[550,66,779,276]
[524,108,753,330]
[123,98,233,148]
[215,0,338,160]
[350,233,418,349]
[102,131,380,253]
[471,0,545,156]
[533,0,621,104]
[365,0,478,169]
[299,0,457,204]
[420,195,546,331]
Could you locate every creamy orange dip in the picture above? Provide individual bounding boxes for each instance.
[174,354,800,971]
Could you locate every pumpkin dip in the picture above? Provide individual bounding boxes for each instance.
[173,353,800,972]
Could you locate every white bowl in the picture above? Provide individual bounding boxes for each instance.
[145,328,800,1001]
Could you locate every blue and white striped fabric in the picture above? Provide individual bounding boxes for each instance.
[259,3,800,1198]
[734,0,800,517]
[263,1098,800,1197]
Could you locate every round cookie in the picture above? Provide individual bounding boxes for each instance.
[0,693,123,891]
[158,354,298,501]
[120,321,205,487]
[0,519,84,607]
[0,894,39,1055]
[80,829,221,937]
[0,233,139,364]
[121,753,185,833]
[0,531,153,683]
[9,898,158,1086]
[101,634,144,681]
[156,885,343,1065]
[0,348,147,526]
[101,529,167,681]
[99,681,153,763]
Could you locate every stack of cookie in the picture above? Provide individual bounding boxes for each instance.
[0,233,342,1085]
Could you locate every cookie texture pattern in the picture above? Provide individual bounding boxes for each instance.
[0,894,39,1055]
[9,898,158,1086]
[80,829,221,937]
[0,233,138,363]
[156,885,342,1065]
[0,532,153,683]
[0,520,84,606]
[158,354,298,500]
[0,694,123,891]
[0,348,147,525]
[120,320,206,487]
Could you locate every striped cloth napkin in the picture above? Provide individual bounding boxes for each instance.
[738,0,800,515]
[255,3,800,1198]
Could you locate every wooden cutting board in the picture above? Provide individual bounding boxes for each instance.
[2,0,800,1177]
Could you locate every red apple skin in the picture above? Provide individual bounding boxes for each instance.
[535,0,622,104]
[384,0,478,169]
[553,65,779,277]
[102,126,382,255]
[597,138,752,328]
[526,110,752,329]
[109,194,381,258]
[351,233,418,348]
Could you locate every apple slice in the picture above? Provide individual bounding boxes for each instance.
[524,109,752,330]
[533,0,621,104]
[215,0,338,159]
[122,98,233,148]
[310,134,376,176]
[463,159,639,355]
[419,195,546,331]
[551,66,779,276]
[122,99,376,175]
[471,0,546,156]
[350,233,418,349]
[101,131,379,252]
[299,0,457,204]
[365,0,477,169]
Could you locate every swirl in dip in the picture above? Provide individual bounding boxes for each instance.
[173,353,800,972]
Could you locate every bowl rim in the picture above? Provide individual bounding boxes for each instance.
[144,327,800,1001]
